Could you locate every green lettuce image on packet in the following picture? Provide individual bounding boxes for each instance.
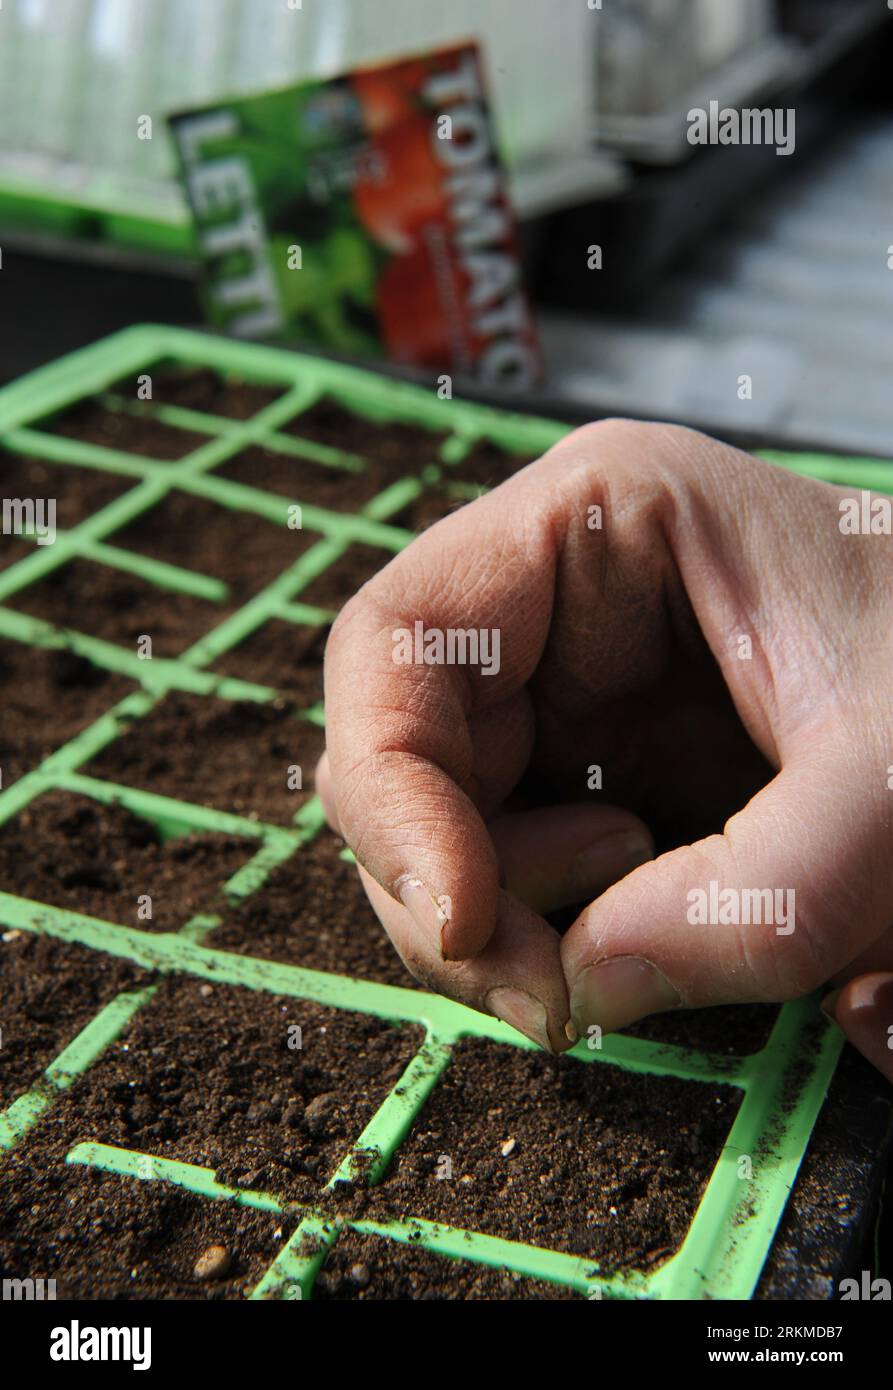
[169,43,541,387]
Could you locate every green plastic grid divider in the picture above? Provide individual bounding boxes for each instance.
[0,324,888,1301]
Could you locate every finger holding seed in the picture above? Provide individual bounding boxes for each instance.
[357,864,572,1052]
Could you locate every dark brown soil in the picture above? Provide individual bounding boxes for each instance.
[42,398,211,460]
[364,1037,740,1270]
[0,639,134,786]
[0,934,150,1108]
[0,1153,300,1300]
[217,445,385,512]
[313,1229,579,1300]
[112,367,285,422]
[9,556,224,657]
[397,484,474,534]
[85,692,326,825]
[627,1004,780,1057]
[109,490,314,603]
[0,534,32,573]
[210,621,326,702]
[299,543,393,608]
[10,977,422,1204]
[284,397,447,475]
[755,1042,890,1300]
[0,792,249,933]
[449,439,540,489]
[0,451,134,532]
[207,829,419,988]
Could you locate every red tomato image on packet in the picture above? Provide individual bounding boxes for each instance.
[351,44,541,388]
[353,116,447,256]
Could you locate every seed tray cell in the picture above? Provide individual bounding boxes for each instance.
[208,620,327,700]
[8,555,225,658]
[0,450,134,531]
[84,692,326,827]
[0,639,135,789]
[0,790,250,935]
[0,323,889,1299]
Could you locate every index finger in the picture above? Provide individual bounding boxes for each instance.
[322,472,560,961]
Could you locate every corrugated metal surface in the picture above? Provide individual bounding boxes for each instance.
[540,117,893,456]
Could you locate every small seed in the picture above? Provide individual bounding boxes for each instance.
[2,930,23,943]
[199,984,213,998]
[500,1138,516,1157]
[350,1263,371,1288]
[194,1244,231,1281]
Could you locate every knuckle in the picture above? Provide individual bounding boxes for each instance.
[741,907,838,1000]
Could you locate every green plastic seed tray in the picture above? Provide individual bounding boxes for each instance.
[0,325,890,1301]
[0,177,194,260]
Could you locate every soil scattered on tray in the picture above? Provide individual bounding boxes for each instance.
[756,1041,888,1300]
[14,977,422,1205]
[312,1229,578,1300]
[207,829,420,988]
[0,452,134,533]
[363,1037,740,1271]
[0,791,248,932]
[9,556,224,657]
[109,490,314,603]
[0,639,133,786]
[0,935,151,1108]
[210,621,326,702]
[86,692,324,825]
[41,398,210,461]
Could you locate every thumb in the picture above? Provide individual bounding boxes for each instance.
[823,974,893,1084]
[561,730,893,1037]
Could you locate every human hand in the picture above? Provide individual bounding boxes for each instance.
[316,420,893,1078]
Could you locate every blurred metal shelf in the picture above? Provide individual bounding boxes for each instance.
[538,115,893,458]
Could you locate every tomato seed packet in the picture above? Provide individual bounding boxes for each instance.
[169,43,541,388]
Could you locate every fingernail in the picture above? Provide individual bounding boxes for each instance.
[844,976,893,1015]
[572,832,653,893]
[486,987,552,1052]
[395,875,449,954]
[570,957,680,1036]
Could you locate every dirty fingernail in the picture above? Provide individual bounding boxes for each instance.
[572,832,653,893]
[571,957,680,1037]
[486,987,552,1052]
[395,875,449,954]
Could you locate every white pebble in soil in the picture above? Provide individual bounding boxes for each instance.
[194,1244,232,1281]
